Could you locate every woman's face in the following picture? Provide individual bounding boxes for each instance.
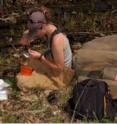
[36,24,46,38]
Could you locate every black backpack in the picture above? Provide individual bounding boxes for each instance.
[65,79,116,122]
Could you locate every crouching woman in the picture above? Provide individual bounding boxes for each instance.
[17,6,74,90]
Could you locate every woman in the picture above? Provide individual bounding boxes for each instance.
[18,6,74,90]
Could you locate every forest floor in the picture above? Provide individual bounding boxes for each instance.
[0,42,81,123]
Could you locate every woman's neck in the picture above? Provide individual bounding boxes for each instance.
[46,24,57,39]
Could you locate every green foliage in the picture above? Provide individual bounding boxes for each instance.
[101,116,114,123]
[53,116,63,123]
[80,112,115,123]
[0,111,16,123]
[4,76,18,89]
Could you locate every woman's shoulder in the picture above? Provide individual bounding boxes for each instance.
[52,33,68,49]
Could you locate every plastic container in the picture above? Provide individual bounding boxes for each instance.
[0,79,10,101]
[20,65,33,76]
[0,90,8,100]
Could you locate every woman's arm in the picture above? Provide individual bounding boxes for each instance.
[50,35,65,70]
[28,35,65,71]
[28,49,64,72]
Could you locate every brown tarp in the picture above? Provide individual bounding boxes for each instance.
[73,34,117,71]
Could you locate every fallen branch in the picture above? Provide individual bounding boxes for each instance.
[0,64,18,67]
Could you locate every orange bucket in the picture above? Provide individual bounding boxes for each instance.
[20,65,33,76]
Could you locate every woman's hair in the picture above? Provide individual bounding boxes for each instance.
[29,6,52,23]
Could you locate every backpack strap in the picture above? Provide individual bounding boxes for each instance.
[49,29,61,48]
[43,29,61,57]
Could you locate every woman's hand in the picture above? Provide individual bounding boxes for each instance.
[28,49,41,59]
[20,30,30,46]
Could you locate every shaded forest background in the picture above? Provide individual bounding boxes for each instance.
[0,0,117,47]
